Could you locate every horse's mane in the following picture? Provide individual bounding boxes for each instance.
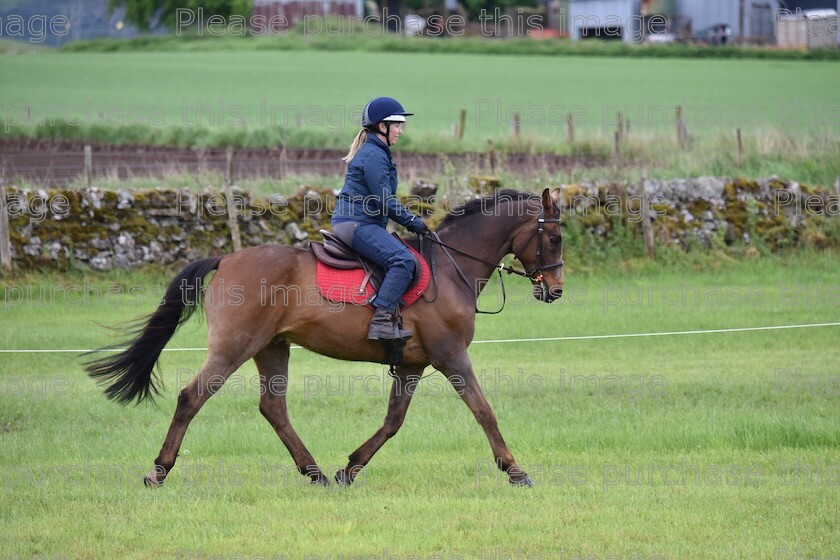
[438,189,539,230]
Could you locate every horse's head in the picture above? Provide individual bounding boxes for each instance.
[511,188,565,303]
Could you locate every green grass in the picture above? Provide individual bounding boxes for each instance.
[1,252,838,558]
[3,49,839,184]
[0,38,48,54]
[59,27,840,61]
[4,50,838,138]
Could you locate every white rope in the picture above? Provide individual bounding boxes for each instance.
[470,322,840,344]
[1,322,838,354]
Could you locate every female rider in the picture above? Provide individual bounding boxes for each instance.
[331,97,430,341]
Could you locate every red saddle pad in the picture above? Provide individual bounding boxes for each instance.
[316,243,430,309]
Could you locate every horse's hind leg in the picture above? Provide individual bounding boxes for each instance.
[255,338,329,486]
[335,366,422,485]
[144,351,247,487]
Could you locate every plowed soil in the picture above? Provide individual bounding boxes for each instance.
[0,139,607,186]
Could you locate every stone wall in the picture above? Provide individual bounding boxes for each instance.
[558,176,837,252]
[6,186,334,270]
[3,176,837,271]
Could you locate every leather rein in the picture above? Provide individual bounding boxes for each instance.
[419,209,564,314]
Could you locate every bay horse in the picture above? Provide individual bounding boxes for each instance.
[85,188,565,487]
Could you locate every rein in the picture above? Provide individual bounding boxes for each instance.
[420,209,564,315]
[427,232,509,314]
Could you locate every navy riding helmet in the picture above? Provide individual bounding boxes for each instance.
[361,97,414,127]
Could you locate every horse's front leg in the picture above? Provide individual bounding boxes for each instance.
[437,351,533,487]
[335,367,422,485]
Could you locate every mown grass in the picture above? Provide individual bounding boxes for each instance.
[1,252,838,559]
[4,50,838,138]
[3,49,838,184]
[0,38,47,55]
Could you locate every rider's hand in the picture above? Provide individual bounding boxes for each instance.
[410,219,430,236]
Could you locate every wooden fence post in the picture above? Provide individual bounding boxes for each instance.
[566,113,575,143]
[641,178,655,258]
[737,129,744,169]
[614,130,621,161]
[84,145,92,188]
[617,111,625,143]
[225,146,242,253]
[487,139,496,175]
[196,147,207,174]
[511,112,521,138]
[225,146,233,186]
[835,176,840,211]
[457,109,466,140]
[279,144,288,179]
[676,106,688,148]
[0,183,11,272]
[675,106,682,145]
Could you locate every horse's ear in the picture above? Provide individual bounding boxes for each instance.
[540,188,556,217]
[550,188,562,205]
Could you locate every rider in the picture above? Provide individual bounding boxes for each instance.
[331,96,430,341]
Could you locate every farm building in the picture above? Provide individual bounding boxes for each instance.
[778,0,840,46]
[251,0,364,32]
[781,0,838,9]
[565,0,643,41]
[679,0,782,43]
[776,8,839,48]
[562,0,788,43]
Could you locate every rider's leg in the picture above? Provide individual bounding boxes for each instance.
[351,224,416,340]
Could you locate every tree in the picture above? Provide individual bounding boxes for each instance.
[108,0,252,32]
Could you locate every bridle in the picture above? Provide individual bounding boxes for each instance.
[511,207,565,284]
[420,207,564,314]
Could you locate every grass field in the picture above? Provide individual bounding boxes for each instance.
[1,253,838,559]
[3,49,839,185]
[58,29,840,61]
[2,50,839,142]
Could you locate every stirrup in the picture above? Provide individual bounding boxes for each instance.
[367,307,412,341]
[382,338,406,368]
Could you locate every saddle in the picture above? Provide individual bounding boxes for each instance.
[311,230,429,309]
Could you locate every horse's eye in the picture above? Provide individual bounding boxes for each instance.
[550,236,561,247]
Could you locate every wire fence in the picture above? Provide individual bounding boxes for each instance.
[0,142,597,186]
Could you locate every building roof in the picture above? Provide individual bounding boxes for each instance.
[779,0,838,9]
[779,8,838,19]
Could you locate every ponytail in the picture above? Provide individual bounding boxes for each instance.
[342,129,369,164]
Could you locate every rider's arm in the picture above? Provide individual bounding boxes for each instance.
[363,153,426,233]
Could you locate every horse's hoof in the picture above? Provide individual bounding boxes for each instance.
[311,474,331,486]
[143,475,163,488]
[510,475,534,488]
[334,469,354,486]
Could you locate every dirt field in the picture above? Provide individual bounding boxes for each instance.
[0,139,606,185]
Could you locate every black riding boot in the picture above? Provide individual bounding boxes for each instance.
[367,306,412,341]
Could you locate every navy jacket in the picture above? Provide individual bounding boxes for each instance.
[332,135,423,232]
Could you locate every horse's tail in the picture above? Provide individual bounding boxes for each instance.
[84,256,223,405]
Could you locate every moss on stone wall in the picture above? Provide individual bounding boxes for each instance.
[4,177,837,272]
